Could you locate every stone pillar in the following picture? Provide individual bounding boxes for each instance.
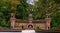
[27,13,34,29]
[45,14,51,30]
[10,13,16,29]
[29,13,33,23]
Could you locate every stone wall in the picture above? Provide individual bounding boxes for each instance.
[13,22,47,30]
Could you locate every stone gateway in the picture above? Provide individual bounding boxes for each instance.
[10,13,51,30]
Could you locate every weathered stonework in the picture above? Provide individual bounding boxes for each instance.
[10,13,51,30]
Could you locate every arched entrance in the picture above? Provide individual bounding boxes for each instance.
[28,25,33,29]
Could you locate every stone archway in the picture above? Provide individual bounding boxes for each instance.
[28,24,33,29]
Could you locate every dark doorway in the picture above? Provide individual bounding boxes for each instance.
[28,25,33,29]
[22,26,23,29]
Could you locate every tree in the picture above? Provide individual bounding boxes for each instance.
[0,0,11,27]
[1,19,8,27]
[16,0,28,19]
[33,0,60,30]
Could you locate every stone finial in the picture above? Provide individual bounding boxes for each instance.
[29,14,32,17]
[11,13,15,18]
[46,14,50,18]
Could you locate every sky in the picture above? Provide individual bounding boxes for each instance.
[27,0,35,5]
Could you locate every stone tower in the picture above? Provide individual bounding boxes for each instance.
[10,13,16,29]
[45,14,51,30]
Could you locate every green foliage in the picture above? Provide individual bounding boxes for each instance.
[16,0,28,19]
[0,0,11,28]
[1,19,9,27]
[35,26,41,30]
